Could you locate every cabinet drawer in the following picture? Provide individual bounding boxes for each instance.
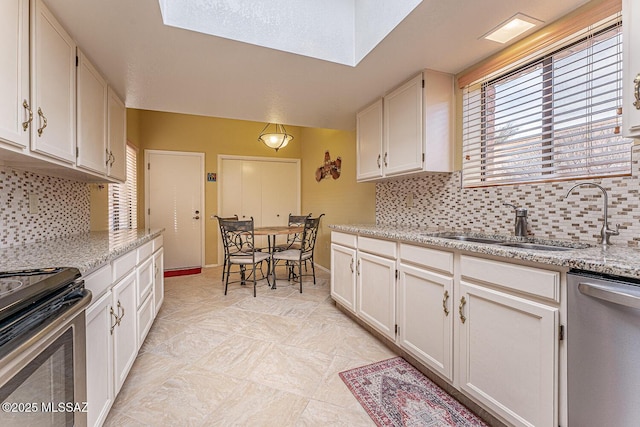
[137,293,154,349]
[400,244,453,274]
[137,241,153,264]
[152,235,163,252]
[112,251,136,283]
[332,231,357,248]
[358,236,397,258]
[461,256,560,302]
[137,257,154,308]
[83,264,112,301]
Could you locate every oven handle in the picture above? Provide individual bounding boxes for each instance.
[0,289,91,366]
[578,281,640,310]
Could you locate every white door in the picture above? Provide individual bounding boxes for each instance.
[146,150,204,270]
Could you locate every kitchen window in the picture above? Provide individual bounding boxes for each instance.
[461,15,632,187]
[109,144,137,231]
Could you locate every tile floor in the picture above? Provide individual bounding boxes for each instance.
[103,266,396,426]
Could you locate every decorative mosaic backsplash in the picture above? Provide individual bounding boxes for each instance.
[376,145,640,247]
[0,166,90,248]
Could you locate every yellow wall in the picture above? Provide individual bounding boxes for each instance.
[299,127,376,268]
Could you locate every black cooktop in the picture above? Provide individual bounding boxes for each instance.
[0,267,81,322]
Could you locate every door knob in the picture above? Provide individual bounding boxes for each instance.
[193,216,200,220]
[195,210,200,214]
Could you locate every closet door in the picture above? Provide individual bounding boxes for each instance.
[261,160,300,227]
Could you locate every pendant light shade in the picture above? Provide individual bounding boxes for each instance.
[258,123,293,151]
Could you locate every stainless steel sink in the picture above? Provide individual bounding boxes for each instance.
[498,242,573,251]
[427,233,506,244]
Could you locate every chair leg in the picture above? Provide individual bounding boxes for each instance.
[252,263,257,297]
[222,258,227,281]
[224,262,232,295]
[298,262,303,293]
[272,258,277,289]
[311,258,316,284]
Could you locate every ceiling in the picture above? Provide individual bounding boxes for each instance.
[46,0,588,131]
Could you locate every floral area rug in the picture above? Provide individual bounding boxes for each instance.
[339,357,488,427]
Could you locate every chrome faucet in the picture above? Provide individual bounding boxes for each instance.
[563,182,620,246]
[503,203,528,237]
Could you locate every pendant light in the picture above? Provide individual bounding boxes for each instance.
[258,123,293,151]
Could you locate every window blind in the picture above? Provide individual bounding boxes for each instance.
[109,144,137,231]
[462,15,632,188]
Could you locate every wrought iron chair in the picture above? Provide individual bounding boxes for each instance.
[218,217,270,297]
[274,213,312,252]
[271,214,324,293]
[215,215,238,282]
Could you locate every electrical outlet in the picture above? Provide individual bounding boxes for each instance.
[29,193,38,214]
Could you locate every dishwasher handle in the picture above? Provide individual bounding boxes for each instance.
[578,281,640,310]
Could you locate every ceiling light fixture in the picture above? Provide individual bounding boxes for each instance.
[482,13,543,44]
[258,123,293,152]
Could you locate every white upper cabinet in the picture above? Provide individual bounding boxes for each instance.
[77,50,108,174]
[0,0,30,150]
[31,0,76,163]
[356,98,384,180]
[384,73,424,176]
[107,87,127,182]
[356,70,454,182]
[623,0,640,137]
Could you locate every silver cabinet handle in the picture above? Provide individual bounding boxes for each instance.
[109,151,115,167]
[578,282,640,310]
[442,290,450,316]
[22,100,33,131]
[349,258,354,273]
[105,149,111,166]
[459,296,466,323]
[117,300,125,321]
[383,152,388,167]
[193,216,200,220]
[377,154,381,169]
[356,259,360,276]
[109,307,118,334]
[634,73,640,110]
[37,107,47,136]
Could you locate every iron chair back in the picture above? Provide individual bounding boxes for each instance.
[215,215,238,281]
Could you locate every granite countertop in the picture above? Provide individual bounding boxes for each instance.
[0,229,164,275]
[330,224,640,280]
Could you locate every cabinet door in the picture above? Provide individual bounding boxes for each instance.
[77,51,107,174]
[357,251,396,340]
[31,0,76,163]
[107,87,126,181]
[383,73,423,176]
[112,270,138,395]
[153,248,164,316]
[85,290,114,427]
[398,264,453,381]
[458,281,558,427]
[330,244,357,313]
[0,0,30,149]
[136,256,154,309]
[623,0,640,137]
[356,99,384,181]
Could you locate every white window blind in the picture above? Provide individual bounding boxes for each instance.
[462,15,632,188]
[109,144,137,231]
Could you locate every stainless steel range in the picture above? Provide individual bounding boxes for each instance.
[0,267,91,427]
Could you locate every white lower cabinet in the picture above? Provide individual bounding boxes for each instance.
[398,260,453,381]
[85,289,114,427]
[153,246,164,315]
[330,231,563,426]
[112,270,138,395]
[356,236,397,340]
[84,237,164,427]
[458,256,560,427]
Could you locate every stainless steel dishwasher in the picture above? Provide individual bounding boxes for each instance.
[567,270,640,426]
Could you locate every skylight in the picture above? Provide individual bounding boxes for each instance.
[158,0,423,66]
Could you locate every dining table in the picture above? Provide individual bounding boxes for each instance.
[254,225,304,288]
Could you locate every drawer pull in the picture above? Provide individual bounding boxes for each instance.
[442,290,450,316]
[22,100,33,130]
[37,107,47,136]
[349,258,354,273]
[634,73,640,110]
[459,296,466,324]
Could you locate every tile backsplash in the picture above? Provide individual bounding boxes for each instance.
[376,145,640,247]
[0,166,90,248]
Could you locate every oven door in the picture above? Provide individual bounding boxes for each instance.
[0,288,91,427]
